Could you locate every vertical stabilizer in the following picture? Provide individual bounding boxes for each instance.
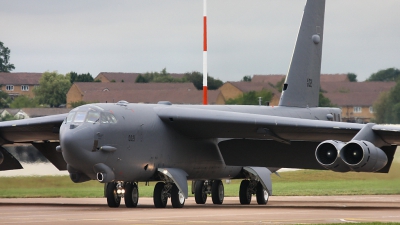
[279,0,325,108]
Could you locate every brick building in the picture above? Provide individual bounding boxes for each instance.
[66,82,221,107]
[0,72,42,98]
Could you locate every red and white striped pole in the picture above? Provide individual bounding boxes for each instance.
[203,0,208,105]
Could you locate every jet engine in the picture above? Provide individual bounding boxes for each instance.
[315,140,350,172]
[340,140,387,172]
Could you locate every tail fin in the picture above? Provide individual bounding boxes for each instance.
[279,0,325,108]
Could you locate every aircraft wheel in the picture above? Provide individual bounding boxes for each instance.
[171,184,185,208]
[239,180,252,204]
[106,182,121,208]
[194,180,207,204]
[256,181,269,205]
[125,182,139,208]
[211,180,224,204]
[153,182,168,208]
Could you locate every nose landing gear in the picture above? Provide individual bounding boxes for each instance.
[105,181,139,208]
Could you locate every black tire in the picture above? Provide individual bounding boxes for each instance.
[125,182,139,208]
[211,180,224,204]
[194,180,207,204]
[256,182,269,205]
[171,184,185,208]
[106,182,121,208]
[153,182,168,208]
[239,180,252,205]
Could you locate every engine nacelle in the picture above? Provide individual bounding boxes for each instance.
[340,140,388,172]
[315,140,350,172]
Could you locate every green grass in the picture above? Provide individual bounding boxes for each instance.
[312,223,400,225]
[0,156,399,198]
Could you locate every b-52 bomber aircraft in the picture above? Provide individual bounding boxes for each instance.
[0,0,399,209]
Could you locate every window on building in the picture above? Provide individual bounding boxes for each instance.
[353,106,362,113]
[369,106,374,114]
[21,85,29,91]
[6,85,14,91]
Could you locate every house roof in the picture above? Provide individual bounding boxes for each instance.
[320,81,395,94]
[321,82,396,106]
[82,89,220,105]
[21,108,70,117]
[95,72,186,83]
[72,82,197,95]
[95,72,140,83]
[251,74,349,83]
[0,73,42,85]
[225,82,281,95]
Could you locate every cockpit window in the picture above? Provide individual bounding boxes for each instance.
[101,112,117,124]
[74,112,87,123]
[66,112,75,123]
[86,111,100,123]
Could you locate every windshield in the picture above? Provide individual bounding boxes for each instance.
[66,109,117,124]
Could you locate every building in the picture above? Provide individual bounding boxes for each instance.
[0,72,42,98]
[217,82,281,106]
[67,82,220,107]
[251,74,350,84]
[321,82,396,123]
[94,72,186,83]
[94,72,141,83]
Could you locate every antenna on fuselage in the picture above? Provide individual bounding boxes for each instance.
[203,0,208,105]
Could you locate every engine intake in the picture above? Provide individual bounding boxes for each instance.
[340,140,387,172]
[315,140,350,172]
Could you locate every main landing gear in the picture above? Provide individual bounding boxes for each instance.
[194,180,224,205]
[153,182,185,208]
[105,181,139,208]
[239,180,268,205]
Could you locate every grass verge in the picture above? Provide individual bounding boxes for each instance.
[0,162,399,198]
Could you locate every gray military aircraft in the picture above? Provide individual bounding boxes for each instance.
[0,0,399,209]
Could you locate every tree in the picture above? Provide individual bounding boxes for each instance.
[10,95,39,108]
[184,71,223,90]
[70,101,89,108]
[373,81,400,123]
[135,68,223,90]
[68,71,94,83]
[319,92,335,107]
[0,91,11,108]
[242,76,252,82]
[33,71,71,107]
[0,41,15,72]
[366,68,400,82]
[225,90,273,105]
[347,73,357,82]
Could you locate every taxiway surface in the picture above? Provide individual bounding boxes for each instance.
[1,196,399,224]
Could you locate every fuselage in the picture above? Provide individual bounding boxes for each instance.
[60,102,341,182]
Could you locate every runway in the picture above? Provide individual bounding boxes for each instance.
[1,196,400,224]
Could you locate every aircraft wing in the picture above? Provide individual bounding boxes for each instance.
[156,107,399,172]
[0,114,67,171]
[156,106,370,143]
[0,114,66,144]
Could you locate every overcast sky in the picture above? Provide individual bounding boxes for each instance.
[1,0,399,82]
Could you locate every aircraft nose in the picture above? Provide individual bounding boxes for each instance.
[60,125,94,167]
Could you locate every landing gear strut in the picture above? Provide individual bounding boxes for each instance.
[194,180,224,205]
[153,182,185,208]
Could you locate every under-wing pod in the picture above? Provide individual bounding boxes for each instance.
[340,140,388,172]
[315,140,350,172]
